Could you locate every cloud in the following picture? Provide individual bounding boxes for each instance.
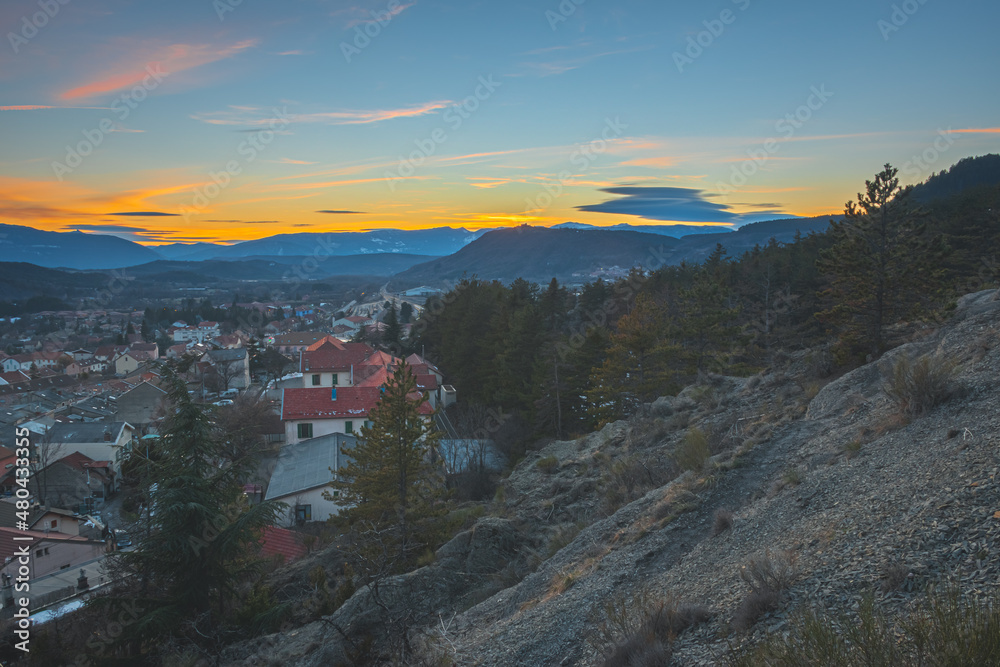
[0,105,113,111]
[65,224,151,233]
[192,100,451,127]
[951,127,1000,134]
[621,156,679,168]
[332,2,415,28]
[60,39,259,100]
[276,157,319,165]
[107,211,181,217]
[513,45,651,78]
[317,210,366,214]
[577,186,787,225]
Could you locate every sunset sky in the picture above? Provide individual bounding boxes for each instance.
[1,0,998,245]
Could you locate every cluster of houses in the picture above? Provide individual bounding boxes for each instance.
[0,295,471,615]
[264,336,456,526]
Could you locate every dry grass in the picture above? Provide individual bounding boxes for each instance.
[731,550,796,632]
[536,455,560,474]
[592,590,712,667]
[713,509,734,536]
[883,352,957,420]
[728,591,1000,667]
[675,427,711,472]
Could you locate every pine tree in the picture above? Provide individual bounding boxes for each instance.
[817,164,942,360]
[326,360,442,565]
[588,293,677,426]
[99,369,284,655]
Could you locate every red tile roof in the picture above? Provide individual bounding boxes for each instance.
[304,336,346,352]
[57,452,112,476]
[415,374,439,392]
[258,526,308,564]
[281,386,382,420]
[301,342,375,373]
[0,526,92,561]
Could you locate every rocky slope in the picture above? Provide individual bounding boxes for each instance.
[223,288,1000,666]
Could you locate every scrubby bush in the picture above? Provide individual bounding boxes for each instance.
[728,591,1000,666]
[675,428,710,472]
[884,352,956,420]
[713,508,734,536]
[731,550,795,632]
[536,455,559,473]
[592,590,711,667]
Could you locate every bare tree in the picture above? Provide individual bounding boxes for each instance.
[28,431,66,508]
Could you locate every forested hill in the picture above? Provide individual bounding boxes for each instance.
[393,226,679,285]
[392,217,834,287]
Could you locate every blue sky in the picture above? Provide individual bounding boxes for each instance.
[1,0,997,243]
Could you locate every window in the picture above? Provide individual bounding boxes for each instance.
[50,520,57,528]
[332,374,338,385]
[295,504,312,523]
[345,421,353,434]
[312,374,321,386]
[297,423,313,439]
[330,490,340,499]
[36,549,44,558]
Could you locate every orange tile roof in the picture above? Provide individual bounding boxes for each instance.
[258,526,308,564]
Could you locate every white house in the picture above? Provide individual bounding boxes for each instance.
[43,421,135,478]
[280,386,381,444]
[171,321,220,343]
[264,433,358,526]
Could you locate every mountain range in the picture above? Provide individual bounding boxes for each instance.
[392,216,834,287]
[2,154,997,282]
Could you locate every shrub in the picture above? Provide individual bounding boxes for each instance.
[675,428,710,472]
[781,468,802,487]
[713,509,734,536]
[731,550,795,632]
[593,590,711,667]
[728,590,1000,666]
[883,352,956,420]
[547,522,584,557]
[601,455,677,516]
[536,455,559,474]
[843,439,862,460]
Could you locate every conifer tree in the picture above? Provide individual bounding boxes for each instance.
[383,302,402,347]
[100,368,284,655]
[588,293,677,426]
[327,360,442,565]
[817,164,942,360]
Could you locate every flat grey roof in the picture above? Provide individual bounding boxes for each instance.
[265,433,357,500]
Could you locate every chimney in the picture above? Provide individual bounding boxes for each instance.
[103,427,112,441]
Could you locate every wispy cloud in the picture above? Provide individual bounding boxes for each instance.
[317,210,367,214]
[621,156,679,168]
[332,2,415,28]
[192,100,451,127]
[275,157,319,165]
[108,211,181,216]
[952,127,1000,134]
[0,105,113,111]
[513,45,651,78]
[60,39,259,100]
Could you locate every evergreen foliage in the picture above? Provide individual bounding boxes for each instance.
[327,360,443,566]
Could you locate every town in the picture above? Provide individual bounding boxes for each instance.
[0,284,466,624]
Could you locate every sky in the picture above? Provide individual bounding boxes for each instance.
[0,0,998,245]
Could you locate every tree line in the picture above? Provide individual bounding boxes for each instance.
[413,163,1000,449]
